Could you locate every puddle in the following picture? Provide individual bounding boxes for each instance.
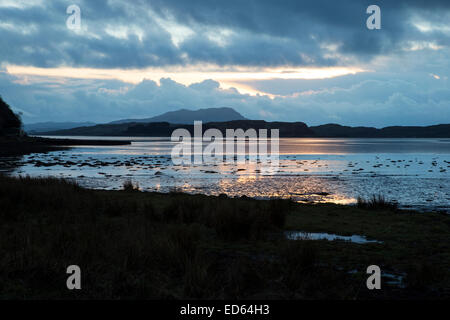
[383,272,405,288]
[346,269,405,288]
[285,231,382,244]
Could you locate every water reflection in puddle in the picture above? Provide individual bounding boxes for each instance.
[285,231,382,244]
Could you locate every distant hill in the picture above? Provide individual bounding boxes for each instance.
[109,107,247,124]
[42,121,450,138]
[310,123,450,138]
[198,120,313,138]
[310,124,378,137]
[377,124,450,138]
[24,122,96,134]
[41,120,313,137]
[0,96,21,136]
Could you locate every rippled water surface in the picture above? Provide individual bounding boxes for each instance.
[1,137,450,212]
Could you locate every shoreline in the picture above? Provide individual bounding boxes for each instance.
[1,138,448,214]
[0,136,131,157]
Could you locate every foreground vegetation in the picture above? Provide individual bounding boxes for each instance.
[0,175,449,299]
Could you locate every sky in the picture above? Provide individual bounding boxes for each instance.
[0,0,449,127]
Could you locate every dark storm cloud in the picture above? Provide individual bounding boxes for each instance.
[149,0,449,57]
[0,0,182,68]
[0,0,449,68]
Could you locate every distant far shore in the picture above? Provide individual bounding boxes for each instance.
[0,136,131,157]
[37,120,450,139]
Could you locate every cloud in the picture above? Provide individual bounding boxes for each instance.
[1,68,449,127]
[1,0,449,127]
[0,0,449,68]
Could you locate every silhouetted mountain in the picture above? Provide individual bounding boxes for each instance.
[310,123,450,138]
[377,125,450,138]
[310,124,379,137]
[42,120,313,137]
[0,96,21,136]
[109,107,247,124]
[199,120,312,137]
[24,122,96,134]
[43,121,450,138]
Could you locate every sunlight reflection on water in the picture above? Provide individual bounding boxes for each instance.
[2,137,450,212]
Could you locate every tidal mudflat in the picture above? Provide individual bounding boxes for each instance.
[1,137,449,212]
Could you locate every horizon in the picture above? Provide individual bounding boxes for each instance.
[21,105,450,130]
[1,1,450,127]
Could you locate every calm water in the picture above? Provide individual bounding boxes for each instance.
[1,136,450,212]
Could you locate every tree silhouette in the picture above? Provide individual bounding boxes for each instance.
[0,96,22,136]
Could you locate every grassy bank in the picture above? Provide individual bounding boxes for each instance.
[0,175,449,299]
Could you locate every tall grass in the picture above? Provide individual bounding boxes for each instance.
[2,174,325,299]
[357,194,398,211]
[122,179,139,192]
